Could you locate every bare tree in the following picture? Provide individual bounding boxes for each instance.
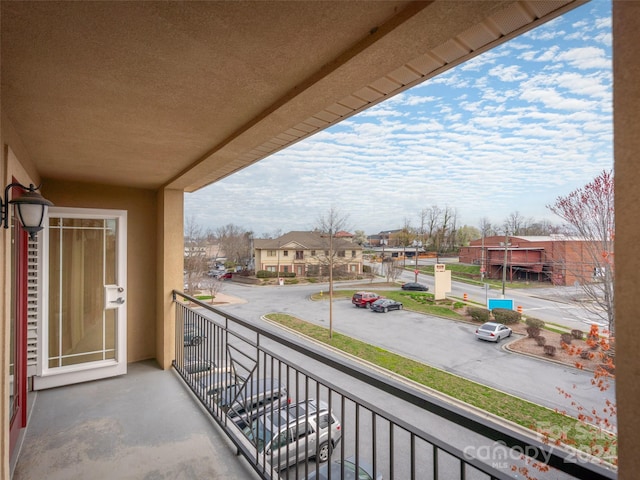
[382,259,403,283]
[184,216,206,293]
[504,211,526,236]
[439,206,456,253]
[479,217,493,238]
[423,205,442,250]
[216,224,252,268]
[316,206,350,338]
[547,170,615,334]
[198,276,225,304]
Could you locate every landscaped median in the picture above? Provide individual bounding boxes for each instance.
[264,312,617,467]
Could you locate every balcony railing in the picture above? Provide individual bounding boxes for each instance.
[172,291,616,480]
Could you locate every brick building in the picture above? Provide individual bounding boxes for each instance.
[458,235,606,286]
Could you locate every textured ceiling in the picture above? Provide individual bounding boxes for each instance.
[1,0,585,192]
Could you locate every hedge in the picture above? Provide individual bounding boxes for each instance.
[492,308,521,325]
[256,270,296,279]
[467,307,490,323]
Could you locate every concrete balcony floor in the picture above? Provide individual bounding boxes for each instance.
[13,360,259,480]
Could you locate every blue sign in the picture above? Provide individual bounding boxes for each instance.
[488,298,514,311]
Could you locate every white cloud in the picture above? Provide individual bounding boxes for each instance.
[555,47,610,69]
[488,65,528,82]
[186,1,612,235]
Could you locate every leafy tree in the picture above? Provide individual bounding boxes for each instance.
[547,170,614,334]
[353,230,367,245]
[456,225,480,246]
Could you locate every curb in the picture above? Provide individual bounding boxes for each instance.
[261,314,559,443]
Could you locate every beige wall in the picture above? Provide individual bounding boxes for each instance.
[156,188,183,369]
[41,179,158,363]
[613,1,640,478]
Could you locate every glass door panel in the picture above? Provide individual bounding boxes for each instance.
[35,208,127,390]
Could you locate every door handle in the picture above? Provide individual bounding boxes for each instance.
[110,297,125,305]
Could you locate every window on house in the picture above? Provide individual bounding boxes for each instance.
[283,266,289,273]
[351,250,356,257]
[267,250,276,256]
[311,250,316,256]
[338,250,345,257]
[283,251,288,257]
[267,266,276,272]
[295,251,304,260]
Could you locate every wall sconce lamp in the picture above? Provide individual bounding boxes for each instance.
[1,183,54,240]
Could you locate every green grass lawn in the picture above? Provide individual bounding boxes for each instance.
[312,289,466,319]
[265,312,617,463]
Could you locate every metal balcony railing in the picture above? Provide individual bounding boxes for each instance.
[172,291,616,480]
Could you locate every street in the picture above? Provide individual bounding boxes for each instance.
[215,280,614,424]
[195,278,615,479]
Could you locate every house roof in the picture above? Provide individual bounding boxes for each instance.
[254,231,359,250]
[1,1,585,193]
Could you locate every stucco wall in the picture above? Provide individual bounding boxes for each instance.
[41,179,158,363]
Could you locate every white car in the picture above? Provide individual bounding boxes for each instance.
[475,322,512,342]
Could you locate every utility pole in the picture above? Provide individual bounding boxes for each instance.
[480,231,485,281]
[329,229,334,337]
[501,231,509,298]
[414,240,420,282]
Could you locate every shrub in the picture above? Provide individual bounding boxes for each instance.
[525,317,545,329]
[580,350,592,360]
[543,345,557,356]
[571,329,584,340]
[526,326,540,338]
[560,333,573,345]
[492,308,521,325]
[453,301,465,309]
[256,270,296,279]
[535,336,546,346]
[467,307,490,323]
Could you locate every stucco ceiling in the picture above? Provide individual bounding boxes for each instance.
[1,0,585,192]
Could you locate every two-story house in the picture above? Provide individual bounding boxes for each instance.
[254,231,363,278]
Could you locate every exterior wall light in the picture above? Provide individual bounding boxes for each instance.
[1,183,54,240]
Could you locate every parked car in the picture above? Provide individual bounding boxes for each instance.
[401,282,428,291]
[370,298,403,313]
[183,356,217,374]
[243,399,342,471]
[197,371,242,398]
[208,269,232,279]
[306,456,383,480]
[184,323,205,346]
[352,292,381,308]
[475,322,512,342]
[218,378,290,430]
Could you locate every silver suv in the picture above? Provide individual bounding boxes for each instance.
[243,399,342,471]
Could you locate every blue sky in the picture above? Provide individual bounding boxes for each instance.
[186,0,612,237]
